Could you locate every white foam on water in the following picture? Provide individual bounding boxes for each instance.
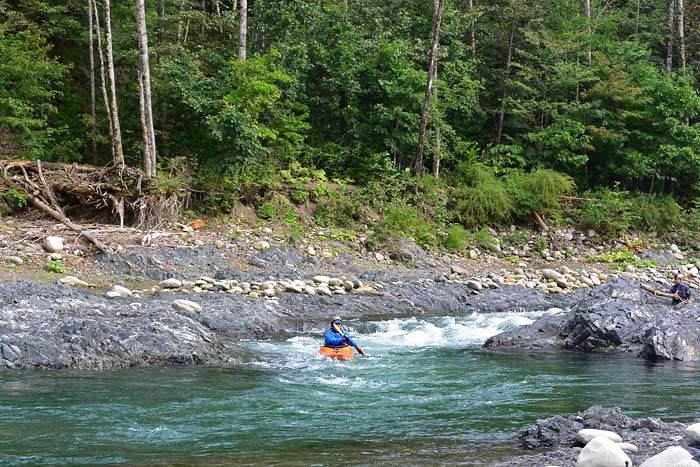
[361,311,546,349]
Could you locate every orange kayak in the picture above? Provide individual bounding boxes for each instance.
[319,345,354,360]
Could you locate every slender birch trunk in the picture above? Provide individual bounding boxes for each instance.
[469,0,476,60]
[431,66,441,179]
[496,23,515,145]
[677,0,686,70]
[88,0,97,162]
[666,0,675,74]
[92,0,115,160]
[104,0,125,166]
[239,0,247,60]
[584,0,592,66]
[136,0,157,177]
[415,0,445,178]
[635,0,640,34]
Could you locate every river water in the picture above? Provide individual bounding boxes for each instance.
[1,309,699,466]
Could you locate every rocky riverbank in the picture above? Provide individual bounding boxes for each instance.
[3,215,700,466]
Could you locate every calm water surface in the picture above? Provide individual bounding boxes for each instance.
[1,311,699,466]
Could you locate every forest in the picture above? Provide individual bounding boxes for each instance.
[2,0,700,248]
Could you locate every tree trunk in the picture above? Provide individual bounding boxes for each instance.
[136,0,157,177]
[469,0,476,60]
[677,0,686,70]
[88,0,97,163]
[584,0,592,66]
[496,23,515,145]
[138,70,152,177]
[92,0,115,160]
[104,0,125,166]
[415,0,445,178]
[239,0,248,60]
[432,66,441,179]
[635,0,641,34]
[666,0,675,74]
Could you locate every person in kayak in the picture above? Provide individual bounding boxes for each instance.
[324,316,365,355]
[667,273,691,305]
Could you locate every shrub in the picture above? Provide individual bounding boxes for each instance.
[630,194,680,233]
[370,202,438,248]
[45,260,65,274]
[443,225,471,251]
[454,166,513,227]
[576,188,634,237]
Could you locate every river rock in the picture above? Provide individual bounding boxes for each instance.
[313,275,331,284]
[576,429,622,445]
[451,265,470,276]
[7,256,23,265]
[576,436,631,467]
[253,241,270,251]
[619,442,638,453]
[106,285,133,298]
[172,299,203,313]
[467,279,483,291]
[686,423,700,443]
[42,236,64,253]
[159,278,183,289]
[59,276,89,287]
[639,446,693,467]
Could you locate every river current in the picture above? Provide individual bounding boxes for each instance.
[1,309,699,466]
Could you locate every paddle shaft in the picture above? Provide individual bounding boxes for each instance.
[335,323,365,355]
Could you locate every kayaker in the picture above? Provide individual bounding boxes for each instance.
[324,316,365,355]
[667,273,691,305]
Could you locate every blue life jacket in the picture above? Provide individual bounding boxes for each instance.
[324,328,358,348]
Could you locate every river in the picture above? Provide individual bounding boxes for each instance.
[1,309,698,466]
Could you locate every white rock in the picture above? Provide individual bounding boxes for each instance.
[316,287,333,296]
[307,246,316,256]
[48,253,63,260]
[6,256,23,265]
[303,286,316,295]
[329,278,343,287]
[542,268,566,282]
[686,423,700,443]
[343,280,355,291]
[171,299,203,313]
[263,288,275,297]
[678,460,700,467]
[469,249,479,260]
[639,446,693,467]
[42,236,64,253]
[254,241,270,250]
[249,292,260,299]
[107,285,132,298]
[159,278,183,289]
[576,436,631,467]
[451,265,470,275]
[375,252,385,261]
[59,276,89,287]
[313,275,331,284]
[467,279,483,291]
[619,443,638,453]
[576,429,622,445]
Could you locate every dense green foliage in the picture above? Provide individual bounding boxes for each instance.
[2,0,700,247]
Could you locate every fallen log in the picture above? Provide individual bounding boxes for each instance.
[26,193,108,252]
[640,283,676,299]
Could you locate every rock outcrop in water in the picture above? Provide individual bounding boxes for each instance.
[484,277,700,361]
[498,406,700,467]
[0,272,566,370]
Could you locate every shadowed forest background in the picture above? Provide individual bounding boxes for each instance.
[2,0,700,251]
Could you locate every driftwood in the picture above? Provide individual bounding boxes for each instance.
[1,159,186,252]
[640,283,676,298]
